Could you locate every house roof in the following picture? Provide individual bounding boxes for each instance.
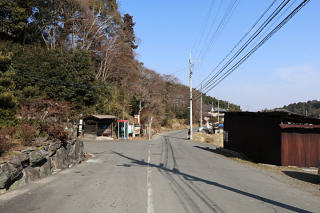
[213,107,228,112]
[203,104,228,113]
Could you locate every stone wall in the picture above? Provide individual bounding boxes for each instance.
[0,138,84,193]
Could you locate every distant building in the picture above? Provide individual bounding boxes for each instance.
[203,104,228,130]
[224,111,320,167]
[211,107,228,123]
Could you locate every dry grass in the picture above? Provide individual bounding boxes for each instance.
[165,119,188,130]
[193,132,223,147]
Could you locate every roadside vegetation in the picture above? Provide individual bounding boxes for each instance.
[0,0,240,155]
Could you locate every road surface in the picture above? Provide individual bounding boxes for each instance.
[0,130,319,213]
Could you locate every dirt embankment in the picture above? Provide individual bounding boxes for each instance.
[166,119,188,130]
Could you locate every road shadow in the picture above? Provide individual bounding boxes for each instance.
[194,145,248,160]
[112,151,312,213]
[282,171,320,184]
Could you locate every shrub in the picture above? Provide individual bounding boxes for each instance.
[0,92,17,128]
[47,124,68,142]
[19,124,37,146]
[0,127,15,155]
[22,86,39,98]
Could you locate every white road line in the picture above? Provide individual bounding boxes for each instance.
[147,144,154,213]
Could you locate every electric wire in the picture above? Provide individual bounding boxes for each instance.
[196,0,278,89]
[200,0,289,91]
[195,0,310,101]
[242,0,298,58]
[191,0,216,54]
[192,0,223,58]
[199,0,290,93]
[197,0,240,61]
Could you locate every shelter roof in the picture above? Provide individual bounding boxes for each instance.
[87,115,117,120]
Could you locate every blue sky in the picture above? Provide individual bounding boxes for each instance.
[118,0,320,111]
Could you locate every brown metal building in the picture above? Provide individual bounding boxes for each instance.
[224,112,320,167]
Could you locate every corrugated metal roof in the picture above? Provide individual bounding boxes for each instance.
[225,111,320,125]
[280,124,320,129]
[92,115,116,119]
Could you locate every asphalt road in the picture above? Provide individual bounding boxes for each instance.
[0,130,319,213]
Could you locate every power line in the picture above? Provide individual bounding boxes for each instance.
[167,66,188,76]
[191,0,216,53]
[195,0,310,100]
[199,0,290,93]
[201,0,290,91]
[196,0,278,89]
[192,0,223,58]
[192,0,240,82]
[197,0,240,61]
[244,0,298,55]
[201,0,310,95]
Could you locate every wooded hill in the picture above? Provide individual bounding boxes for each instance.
[0,0,240,152]
[282,100,320,118]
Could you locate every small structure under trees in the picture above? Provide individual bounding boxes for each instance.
[83,115,116,138]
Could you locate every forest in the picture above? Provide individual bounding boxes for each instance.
[0,0,240,153]
[282,100,320,118]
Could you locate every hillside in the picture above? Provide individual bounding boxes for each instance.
[203,94,241,111]
[0,0,240,154]
[282,100,320,118]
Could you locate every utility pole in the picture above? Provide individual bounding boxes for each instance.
[217,99,220,124]
[200,83,203,129]
[188,52,199,140]
[189,53,193,140]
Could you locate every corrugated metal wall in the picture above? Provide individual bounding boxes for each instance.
[224,114,282,165]
[281,133,320,167]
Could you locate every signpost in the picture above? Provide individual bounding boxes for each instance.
[134,114,140,137]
